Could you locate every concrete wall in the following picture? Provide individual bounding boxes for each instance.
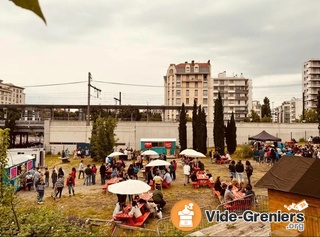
[44,120,318,154]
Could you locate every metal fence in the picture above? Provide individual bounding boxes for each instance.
[156,205,212,237]
[215,194,269,215]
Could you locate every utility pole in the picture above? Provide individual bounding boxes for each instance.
[114,92,121,105]
[87,72,101,126]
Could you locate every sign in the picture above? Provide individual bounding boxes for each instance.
[144,142,152,148]
[164,142,172,148]
[10,167,17,178]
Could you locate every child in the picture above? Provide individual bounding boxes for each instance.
[37,178,46,204]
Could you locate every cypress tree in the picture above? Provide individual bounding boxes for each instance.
[192,99,198,150]
[200,107,207,155]
[178,103,187,151]
[226,112,237,154]
[213,92,225,155]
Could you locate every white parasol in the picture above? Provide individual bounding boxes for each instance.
[141,150,159,156]
[180,149,206,157]
[108,179,151,195]
[145,159,171,167]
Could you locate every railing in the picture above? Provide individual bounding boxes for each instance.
[215,194,269,215]
[156,205,212,237]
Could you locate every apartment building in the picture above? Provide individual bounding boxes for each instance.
[213,71,252,122]
[0,80,25,104]
[164,60,213,121]
[277,98,302,123]
[252,100,262,117]
[303,59,320,110]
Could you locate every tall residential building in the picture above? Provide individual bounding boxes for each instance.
[303,59,320,110]
[278,101,291,123]
[252,100,262,117]
[0,80,25,104]
[290,97,303,122]
[164,60,213,121]
[213,71,252,122]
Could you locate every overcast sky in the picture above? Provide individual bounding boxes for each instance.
[1,0,320,107]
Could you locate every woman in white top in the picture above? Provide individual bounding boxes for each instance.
[129,201,143,222]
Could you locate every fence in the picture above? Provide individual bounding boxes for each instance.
[215,194,269,215]
[156,205,212,237]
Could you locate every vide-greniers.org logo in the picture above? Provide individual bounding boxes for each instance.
[205,210,305,231]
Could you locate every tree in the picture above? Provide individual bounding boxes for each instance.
[317,90,320,131]
[260,116,273,123]
[248,109,261,122]
[261,97,271,118]
[300,109,318,123]
[197,107,207,155]
[178,103,187,151]
[192,99,198,150]
[4,108,21,148]
[214,92,225,155]
[90,116,117,162]
[225,112,237,154]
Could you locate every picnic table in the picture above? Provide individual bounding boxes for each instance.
[192,173,214,189]
[139,192,153,201]
[114,202,151,227]
[217,156,231,164]
[102,177,122,192]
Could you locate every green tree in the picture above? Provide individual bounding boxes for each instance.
[261,116,273,123]
[300,109,318,123]
[317,90,320,127]
[178,103,187,151]
[248,109,261,122]
[261,97,271,118]
[4,108,21,148]
[192,99,198,150]
[197,107,207,155]
[90,116,117,161]
[214,92,225,155]
[225,112,237,154]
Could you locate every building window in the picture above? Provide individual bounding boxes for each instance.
[186,90,189,96]
[186,82,189,88]
[194,64,199,73]
[195,82,198,88]
[194,98,198,104]
[203,98,208,105]
[176,75,181,81]
[186,98,189,105]
[185,65,190,73]
[195,90,198,96]
[176,81,181,88]
[203,90,208,96]
[176,98,181,105]
[204,75,207,81]
[203,82,208,88]
[176,90,181,96]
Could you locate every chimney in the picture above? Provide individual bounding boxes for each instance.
[208,60,210,64]
[185,61,188,64]
[191,60,194,65]
[240,73,243,78]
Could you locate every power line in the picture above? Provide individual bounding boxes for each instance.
[23,81,86,88]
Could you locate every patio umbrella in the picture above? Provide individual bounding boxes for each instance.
[108,179,151,195]
[145,159,171,167]
[141,150,159,156]
[179,148,197,155]
[107,151,124,157]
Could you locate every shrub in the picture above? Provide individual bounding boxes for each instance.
[232,145,253,160]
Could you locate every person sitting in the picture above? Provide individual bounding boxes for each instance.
[153,172,163,187]
[220,183,228,203]
[162,169,172,186]
[238,181,246,193]
[190,170,198,182]
[205,169,212,179]
[224,185,235,203]
[113,201,125,220]
[231,179,240,190]
[245,184,256,205]
[129,201,143,223]
[214,176,222,192]
[139,199,158,218]
[214,151,221,163]
[152,185,166,210]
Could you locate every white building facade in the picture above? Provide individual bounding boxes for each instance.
[164,60,213,122]
[303,59,320,110]
[212,71,252,122]
[0,80,25,105]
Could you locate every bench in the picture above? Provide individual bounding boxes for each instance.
[58,157,70,163]
[191,181,199,189]
[162,181,170,189]
[133,212,151,227]
[224,198,251,213]
[207,180,214,188]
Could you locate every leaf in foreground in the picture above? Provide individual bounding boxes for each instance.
[11,0,46,24]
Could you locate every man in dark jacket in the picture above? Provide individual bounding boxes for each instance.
[99,163,107,185]
[84,165,92,186]
[235,160,244,183]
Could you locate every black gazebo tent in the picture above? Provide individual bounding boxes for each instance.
[248,130,281,142]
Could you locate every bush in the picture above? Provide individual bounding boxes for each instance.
[299,137,305,143]
[232,145,253,160]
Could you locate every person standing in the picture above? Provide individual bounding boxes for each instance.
[228,160,236,181]
[169,162,175,180]
[91,164,97,185]
[54,174,64,200]
[99,163,107,185]
[78,160,85,179]
[33,169,41,191]
[51,169,58,189]
[173,160,177,181]
[65,148,70,159]
[259,147,265,164]
[235,160,245,183]
[71,167,76,180]
[84,165,92,186]
[25,172,33,191]
[44,167,50,187]
[152,185,166,210]
[209,150,213,164]
[36,177,46,204]
[66,173,75,196]
[245,160,253,185]
[183,162,190,186]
